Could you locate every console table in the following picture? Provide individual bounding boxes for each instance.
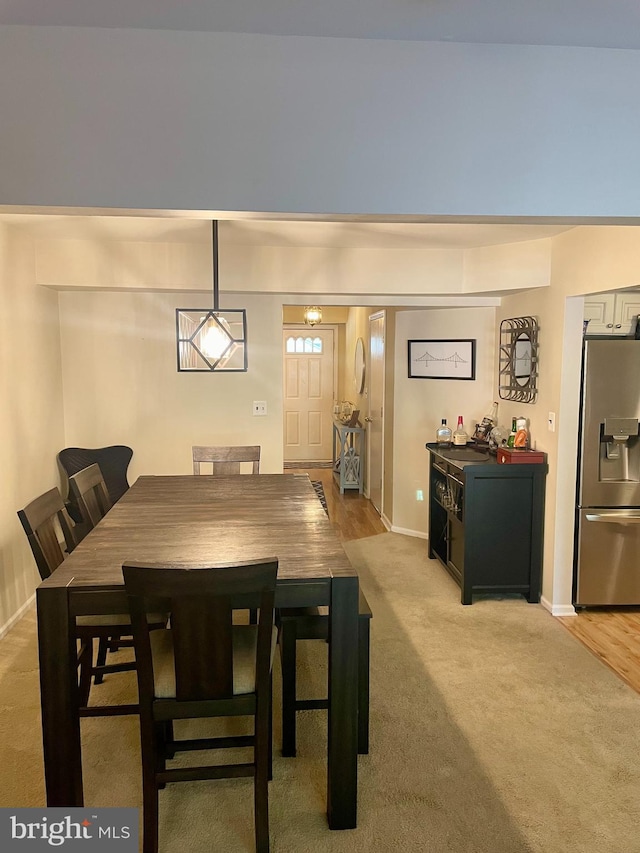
[333,421,365,494]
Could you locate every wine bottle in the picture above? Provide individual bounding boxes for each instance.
[436,418,452,448]
[453,415,468,446]
[507,417,517,448]
[474,401,499,442]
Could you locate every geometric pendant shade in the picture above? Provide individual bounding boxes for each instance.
[176,221,248,372]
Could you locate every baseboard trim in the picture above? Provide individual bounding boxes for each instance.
[0,593,35,640]
[283,460,333,469]
[381,513,392,531]
[541,596,576,616]
[389,525,428,540]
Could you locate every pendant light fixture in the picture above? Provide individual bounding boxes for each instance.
[303,306,322,327]
[176,221,247,372]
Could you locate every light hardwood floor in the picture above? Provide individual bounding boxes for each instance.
[290,467,386,542]
[558,608,640,695]
[295,467,640,697]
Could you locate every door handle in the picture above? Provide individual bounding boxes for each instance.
[586,512,640,523]
[364,417,373,422]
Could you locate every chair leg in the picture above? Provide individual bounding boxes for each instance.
[77,639,94,708]
[255,689,270,853]
[93,637,109,685]
[141,723,160,853]
[279,620,297,757]
[268,680,273,781]
[358,616,371,755]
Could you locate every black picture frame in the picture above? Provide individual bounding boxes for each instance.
[408,339,476,380]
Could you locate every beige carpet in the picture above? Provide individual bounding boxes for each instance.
[1,532,640,852]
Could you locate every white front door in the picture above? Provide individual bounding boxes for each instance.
[283,328,336,462]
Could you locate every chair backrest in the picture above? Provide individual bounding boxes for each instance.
[58,446,133,504]
[69,463,113,529]
[17,487,78,580]
[123,558,278,703]
[192,445,261,476]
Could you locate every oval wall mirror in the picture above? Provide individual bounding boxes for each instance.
[354,337,366,394]
[498,316,539,403]
[513,332,533,386]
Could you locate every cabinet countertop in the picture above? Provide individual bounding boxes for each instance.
[426,443,547,473]
[426,442,497,471]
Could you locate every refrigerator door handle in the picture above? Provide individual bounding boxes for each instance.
[585,511,640,524]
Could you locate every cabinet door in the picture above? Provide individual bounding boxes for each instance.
[614,292,640,335]
[584,294,615,334]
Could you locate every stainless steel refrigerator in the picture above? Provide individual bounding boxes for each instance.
[575,338,640,606]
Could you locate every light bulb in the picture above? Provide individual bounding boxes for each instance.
[199,314,234,364]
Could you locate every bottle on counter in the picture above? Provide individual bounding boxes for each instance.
[474,401,499,442]
[514,416,529,448]
[436,418,453,448]
[507,417,517,448]
[453,415,468,446]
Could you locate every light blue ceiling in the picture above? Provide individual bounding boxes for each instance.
[1,0,640,50]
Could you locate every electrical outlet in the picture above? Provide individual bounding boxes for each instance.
[253,401,267,416]
[548,411,556,432]
[416,489,424,501]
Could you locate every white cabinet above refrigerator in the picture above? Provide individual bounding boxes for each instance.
[584,291,640,335]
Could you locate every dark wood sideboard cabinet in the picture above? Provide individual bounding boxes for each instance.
[426,443,547,605]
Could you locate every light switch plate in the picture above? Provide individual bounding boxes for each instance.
[253,401,267,416]
[548,411,556,432]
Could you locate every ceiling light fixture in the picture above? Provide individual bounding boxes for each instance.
[303,306,322,327]
[176,221,247,372]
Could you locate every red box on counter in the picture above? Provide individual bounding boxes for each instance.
[496,447,546,465]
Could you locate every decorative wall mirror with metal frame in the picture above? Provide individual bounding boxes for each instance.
[354,337,366,394]
[499,316,539,403]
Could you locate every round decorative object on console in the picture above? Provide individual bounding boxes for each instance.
[354,337,366,394]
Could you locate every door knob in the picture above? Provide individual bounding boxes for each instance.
[364,416,373,422]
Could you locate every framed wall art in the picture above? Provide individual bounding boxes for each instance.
[408,339,476,380]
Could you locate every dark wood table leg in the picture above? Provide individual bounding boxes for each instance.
[327,574,358,829]
[37,586,84,805]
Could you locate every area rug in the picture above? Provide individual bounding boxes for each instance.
[1,533,639,852]
[310,480,329,516]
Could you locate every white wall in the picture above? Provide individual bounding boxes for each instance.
[59,290,285,481]
[2,26,640,217]
[392,307,496,536]
[0,225,66,632]
[32,234,514,297]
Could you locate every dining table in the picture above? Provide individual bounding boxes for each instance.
[36,473,360,829]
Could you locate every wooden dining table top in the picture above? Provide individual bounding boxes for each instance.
[40,473,356,590]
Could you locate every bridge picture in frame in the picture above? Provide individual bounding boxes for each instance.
[408,339,476,380]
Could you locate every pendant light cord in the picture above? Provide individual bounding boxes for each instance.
[212,220,219,312]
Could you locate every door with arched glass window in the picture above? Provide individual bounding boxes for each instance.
[283,327,336,462]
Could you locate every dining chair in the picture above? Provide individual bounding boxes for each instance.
[17,487,139,715]
[69,463,113,529]
[192,445,261,476]
[69,462,127,680]
[123,556,279,853]
[278,587,372,757]
[58,445,133,521]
